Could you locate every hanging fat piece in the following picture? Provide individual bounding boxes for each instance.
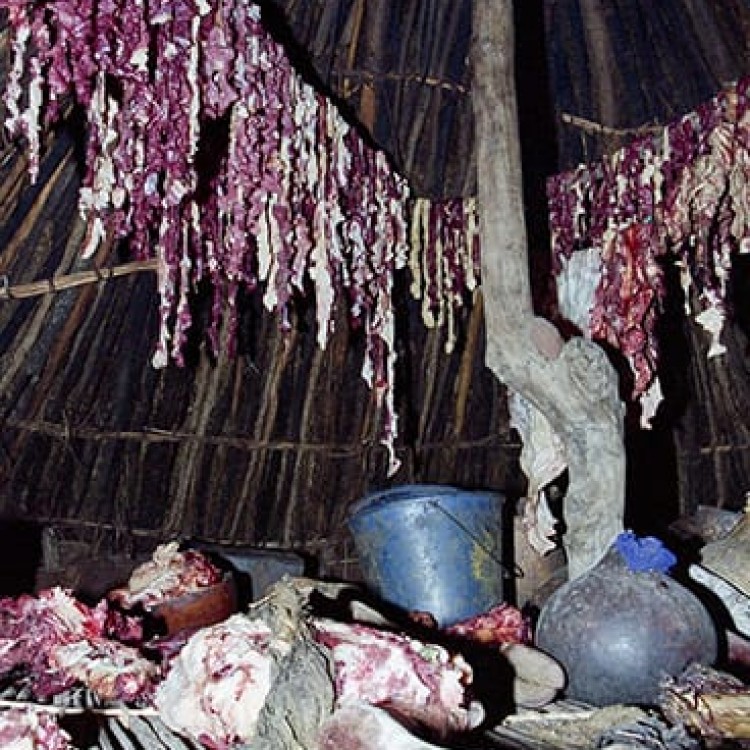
[2,2,481,469]
[547,78,750,420]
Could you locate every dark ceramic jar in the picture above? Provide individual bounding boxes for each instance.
[535,541,717,706]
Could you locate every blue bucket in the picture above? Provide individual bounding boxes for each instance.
[347,484,507,626]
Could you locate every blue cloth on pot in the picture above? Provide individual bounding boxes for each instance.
[614,531,677,573]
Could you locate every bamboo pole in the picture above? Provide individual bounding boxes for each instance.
[0,259,158,301]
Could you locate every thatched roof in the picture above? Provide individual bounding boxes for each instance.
[0,1,749,581]
[264,0,749,197]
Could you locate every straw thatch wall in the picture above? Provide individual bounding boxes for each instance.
[1,1,750,585]
[0,57,523,574]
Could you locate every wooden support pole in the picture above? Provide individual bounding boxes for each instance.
[0,259,158,301]
[473,1,626,578]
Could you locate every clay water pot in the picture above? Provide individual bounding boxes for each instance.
[535,544,717,706]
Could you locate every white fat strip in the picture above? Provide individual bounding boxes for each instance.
[508,391,566,555]
[555,247,601,336]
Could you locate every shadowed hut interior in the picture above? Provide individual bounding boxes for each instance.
[1,0,748,582]
[0,1,750,746]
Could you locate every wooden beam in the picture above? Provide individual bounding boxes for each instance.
[473,1,626,578]
[0,259,159,300]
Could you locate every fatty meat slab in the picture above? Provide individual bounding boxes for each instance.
[0,588,156,703]
[0,708,73,750]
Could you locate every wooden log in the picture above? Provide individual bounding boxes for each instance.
[661,664,750,740]
[472,1,625,577]
[695,693,750,738]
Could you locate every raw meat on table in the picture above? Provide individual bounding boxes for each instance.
[0,708,73,750]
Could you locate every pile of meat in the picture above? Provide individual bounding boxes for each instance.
[0,543,569,750]
[27,542,750,749]
[0,587,156,703]
[108,541,224,610]
[0,708,72,750]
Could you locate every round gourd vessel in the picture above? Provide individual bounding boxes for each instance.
[535,544,717,706]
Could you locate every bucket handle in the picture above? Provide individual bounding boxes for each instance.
[427,500,521,580]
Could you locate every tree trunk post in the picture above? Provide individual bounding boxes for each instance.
[472,1,626,579]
